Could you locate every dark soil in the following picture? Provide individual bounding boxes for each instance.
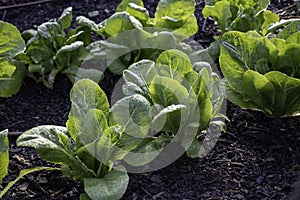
[0,0,300,200]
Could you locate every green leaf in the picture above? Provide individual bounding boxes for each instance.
[103,12,143,37]
[155,0,196,22]
[277,43,300,78]
[150,76,188,107]
[80,193,92,200]
[67,79,110,141]
[116,0,144,12]
[277,22,300,39]
[16,126,76,166]
[202,1,231,33]
[69,79,110,117]
[0,60,26,97]
[262,10,279,35]
[0,167,59,199]
[156,49,192,81]
[173,14,198,39]
[78,109,108,146]
[84,168,129,200]
[264,71,300,116]
[0,21,25,58]
[149,76,188,132]
[242,70,275,115]
[110,94,152,137]
[55,41,89,70]
[58,7,72,29]
[125,3,150,24]
[0,129,9,184]
[76,16,99,31]
[151,104,186,131]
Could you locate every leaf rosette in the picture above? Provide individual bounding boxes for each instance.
[220,22,300,117]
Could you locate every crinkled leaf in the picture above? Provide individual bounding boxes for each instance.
[262,10,279,35]
[125,3,150,24]
[76,16,99,31]
[277,22,300,39]
[0,21,25,58]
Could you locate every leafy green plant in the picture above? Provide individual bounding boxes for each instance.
[202,0,279,34]
[0,129,58,198]
[76,0,199,74]
[114,49,226,158]
[15,79,138,200]
[201,0,282,60]
[0,21,26,97]
[16,7,103,88]
[219,22,300,117]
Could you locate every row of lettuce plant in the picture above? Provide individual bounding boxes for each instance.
[1,0,300,199]
[0,0,225,199]
[0,0,199,97]
[0,48,226,199]
[202,0,300,59]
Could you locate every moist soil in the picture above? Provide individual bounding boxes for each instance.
[0,0,300,199]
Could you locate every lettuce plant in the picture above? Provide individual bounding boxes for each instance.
[76,0,199,75]
[0,21,26,97]
[202,0,279,35]
[219,22,300,117]
[16,7,103,88]
[113,49,226,158]
[14,79,142,200]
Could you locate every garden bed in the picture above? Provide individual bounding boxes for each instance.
[0,0,300,199]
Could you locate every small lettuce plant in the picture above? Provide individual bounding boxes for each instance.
[202,0,279,34]
[112,49,226,158]
[76,0,199,74]
[17,7,103,88]
[219,22,300,117]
